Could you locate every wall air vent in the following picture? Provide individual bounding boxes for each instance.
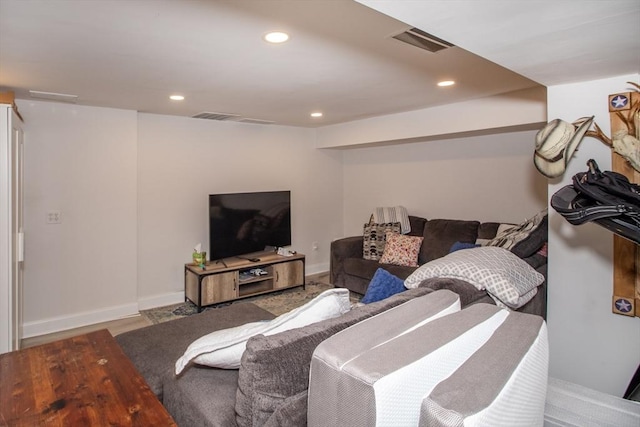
[192,112,274,125]
[392,28,454,53]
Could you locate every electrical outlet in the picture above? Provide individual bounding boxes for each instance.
[312,241,319,251]
[46,210,62,224]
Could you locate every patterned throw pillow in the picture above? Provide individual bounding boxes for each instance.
[363,222,401,260]
[379,232,424,267]
[404,246,544,309]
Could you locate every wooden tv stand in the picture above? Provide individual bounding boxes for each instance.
[184,252,305,312]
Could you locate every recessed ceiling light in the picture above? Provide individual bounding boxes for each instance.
[437,80,455,87]
[264,31,290,44]
[170,95,185,101]
[310,112,323,118]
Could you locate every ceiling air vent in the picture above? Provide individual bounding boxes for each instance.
[236,118,274,125]
[192,112,274,125]
[29,90,78,103]
[392,28,454,53]
[192,111,241,121]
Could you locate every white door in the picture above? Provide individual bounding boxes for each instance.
[11,122,24,349]
[0,105,23,353]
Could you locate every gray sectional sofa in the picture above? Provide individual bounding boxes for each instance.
[117,286,436,426]
[330,214,548,318]
[117,213,548,426]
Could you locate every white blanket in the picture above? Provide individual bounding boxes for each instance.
[373,206,411,234]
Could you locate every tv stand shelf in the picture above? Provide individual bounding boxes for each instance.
[184,252,305,312]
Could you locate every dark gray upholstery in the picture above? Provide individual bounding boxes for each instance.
[235,286,436,427]
[163,366,241,427]
[330,215,548,319]
[329,216,428,294]
[419,219,480,264]
[477,222,503,240]
[116,288,439,427]
[115,302,274,416]
[417,277,492,307]
[330,236,365,291]
[331,216,547,290]
[114,212,547,426]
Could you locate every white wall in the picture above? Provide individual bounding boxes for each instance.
[341,130,547,235]
[136,114,343,308]
[546,74,640,396]
[20,101,138,337]
[316,87,546,148]
[18,105,343,333]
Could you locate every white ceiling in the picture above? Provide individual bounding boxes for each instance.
[359,0,640,88]
[0,0,638,128]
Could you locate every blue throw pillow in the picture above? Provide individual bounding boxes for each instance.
[361,268,406,304]
[449,241,481,253]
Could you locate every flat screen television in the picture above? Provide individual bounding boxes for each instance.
[209,191,291,261]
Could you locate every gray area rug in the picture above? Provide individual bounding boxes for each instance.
[141,281,361,325]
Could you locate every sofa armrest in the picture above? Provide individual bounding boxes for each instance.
[330,236,363,285]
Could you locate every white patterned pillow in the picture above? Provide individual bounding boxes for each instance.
[404,247,544,309]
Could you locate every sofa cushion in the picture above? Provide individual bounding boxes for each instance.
[361,268,406,304]
[363,222,401,261]
[308,302,547,427]
[419,308,548,427]
[379,232,423,267]
[163,366,241,427]
[486,209,548,258]
[408,215,428,237]
[175,289,350,371]
[476,222,501,241]
[420,219,480,264]
[307,290,461,427]
[235,286,435,427]
[115,302,275,401]
[344,257,417,281]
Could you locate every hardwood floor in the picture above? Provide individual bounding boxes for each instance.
[20,272,330,349]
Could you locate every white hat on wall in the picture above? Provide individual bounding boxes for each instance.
[533,116,594,178]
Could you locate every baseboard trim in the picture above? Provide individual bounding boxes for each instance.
[23,265,331,338]
[306,262,329,276]
[22,302,140,339]
[137,291,185,311]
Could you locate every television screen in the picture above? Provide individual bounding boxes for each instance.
[209,191,291,261]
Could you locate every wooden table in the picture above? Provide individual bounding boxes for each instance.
[0,329,176,426]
